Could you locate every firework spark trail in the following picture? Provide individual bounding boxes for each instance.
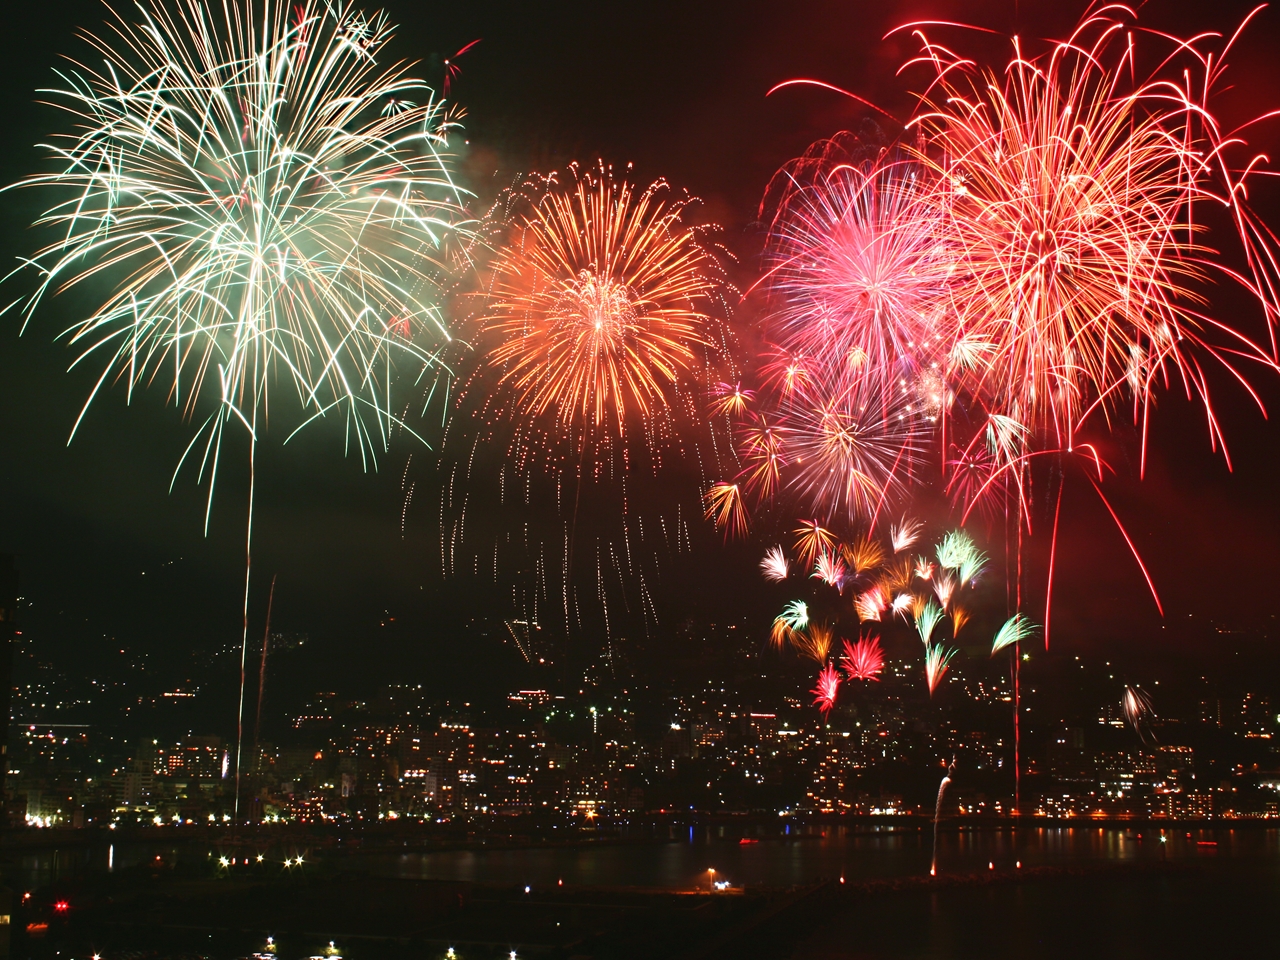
[779,600,810,632]
[854,585,887,622]
[890,517,922,553]
[840,634,884,681]
[1123,685,1157,743]
[7,0,467,822]
[935,529,978,574]
[923,641,957,695]
[843,535,886,578]
[811,661,841,717]
[712,382,755,417]
[812,551,847,590]
[914,600,944,646]
[932,571,956,610]
[991,614,1039,656]
[705,483,748,540]
[760,545,790,581]
[899,12,1280,453]
[794,623,834,664]
[793,520,838,570]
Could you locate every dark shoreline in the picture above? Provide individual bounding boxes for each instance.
[0,813,1265,855]
[12,854,1216,960]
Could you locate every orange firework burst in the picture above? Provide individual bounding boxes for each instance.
[793,519,838,570]
[794,623,834,663]
[705,482,748,539]
[483,162,723,452]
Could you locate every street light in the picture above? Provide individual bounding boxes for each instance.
[708,868,715,892]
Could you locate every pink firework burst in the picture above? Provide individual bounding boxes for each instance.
[762,138,954,383]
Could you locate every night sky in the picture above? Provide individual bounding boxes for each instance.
[3,0,1280,728]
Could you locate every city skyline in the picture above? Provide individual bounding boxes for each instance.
[3,0,1280,698]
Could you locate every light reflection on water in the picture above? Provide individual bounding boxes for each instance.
[7,825,1277,891]
[12,841,186,889]
[366,824,1280,889]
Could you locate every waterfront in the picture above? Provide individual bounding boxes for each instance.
[359,823,1272,888]
[9,822,1277,890]
[4,825,1277,958]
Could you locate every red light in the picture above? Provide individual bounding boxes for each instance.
[54,901,69,912]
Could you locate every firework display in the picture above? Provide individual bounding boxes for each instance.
[990,614,1038,656]
[761,522,1020,715]
[418,162,735,651]
[694,11,1280,811]
[1123,684,1157,743]
[12,0,466,497]
[8,0,468,819]
[11,0,1280,839]
[710,9,1280,620]
[906,14,1276,447]
[811,662,841,717]
[840,634,884,681]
